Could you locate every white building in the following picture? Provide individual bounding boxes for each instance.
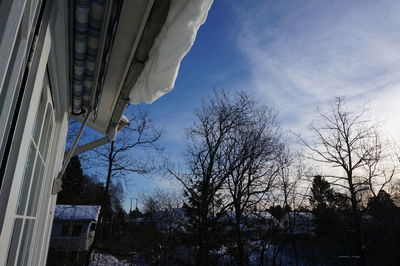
[50,205,101,251]
[0,0,212,265]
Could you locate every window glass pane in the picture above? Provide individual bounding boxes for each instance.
[0,0,14,39]
[72,225,82,236]
[32,90,46,144]
[62,224,69,236]
[38,104,52,156]
[6,218,23,265]
[29,0,40,29]
[0,26,22,121]
[19,0,30,39]
[42,111,53,160]
[27,157,44,217]
[17,219,35,266]
[0,25,26,161]
[16,141,37,215]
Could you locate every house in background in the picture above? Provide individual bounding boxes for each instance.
[48,205,101,265]
[281,211,315,237]
[50,205,101,251]
[0,0,212,265]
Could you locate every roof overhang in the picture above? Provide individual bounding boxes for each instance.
[70,0,213,136]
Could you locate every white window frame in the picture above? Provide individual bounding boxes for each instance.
[28,83,68,266]
[0,26,53,265]
[0,0,42,160]
[12,77,56,265]
[0,0,70,264]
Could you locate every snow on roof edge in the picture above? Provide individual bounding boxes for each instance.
[129,0,213,104]
[54,204,101,221]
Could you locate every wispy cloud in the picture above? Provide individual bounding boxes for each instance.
[235,0,400,136]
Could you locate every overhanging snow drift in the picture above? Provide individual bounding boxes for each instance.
[129,0,213,104]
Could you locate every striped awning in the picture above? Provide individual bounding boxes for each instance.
[72,0,105,115]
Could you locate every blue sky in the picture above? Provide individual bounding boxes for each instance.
[117,0,400,208]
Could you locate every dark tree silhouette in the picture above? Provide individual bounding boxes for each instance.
[222,97,284,266]
[57,155,104,205]
[85,108,162,265]
[309,175,345,240]
[172,90,285,266]
[309,175,335,210]
[171,91,252,266]
[298,97,397,265]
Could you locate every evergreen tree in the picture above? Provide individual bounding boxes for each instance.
[367,190,396,219]
[310,175,342,238]
[309,175,335,210]
[366,190,400,264]
[57,156,99,204]
[128,208,143,219]
[269,205,291,220]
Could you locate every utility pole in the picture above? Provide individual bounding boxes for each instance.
[130,198,132,213]
[130,197,138,212]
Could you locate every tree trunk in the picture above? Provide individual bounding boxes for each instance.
[196,216,209,266]
[234,206,247,266]
[85,141,115,265]
[196,177,213,266]
[236,229,246,266]
[347,170,365,266]
[196,225,210,266]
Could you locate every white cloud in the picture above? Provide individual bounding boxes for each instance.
[235,0,400,138]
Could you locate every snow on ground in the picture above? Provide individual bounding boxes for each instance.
[90,252,129,266]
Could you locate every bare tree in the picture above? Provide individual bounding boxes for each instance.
[85,107,162,265]
[272,150,311,210]
[389,179,400,206]
[297,97,397,265]
[139,190,184,265]
[141,189,182,215]
[171,90,256,266]
[222,100,285,266]
[171,90,286,266]
[362,132,399,197]
[265,151,311,266]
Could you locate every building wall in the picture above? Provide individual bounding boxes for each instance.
[50,220,93,251]
[0,0,70,265]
